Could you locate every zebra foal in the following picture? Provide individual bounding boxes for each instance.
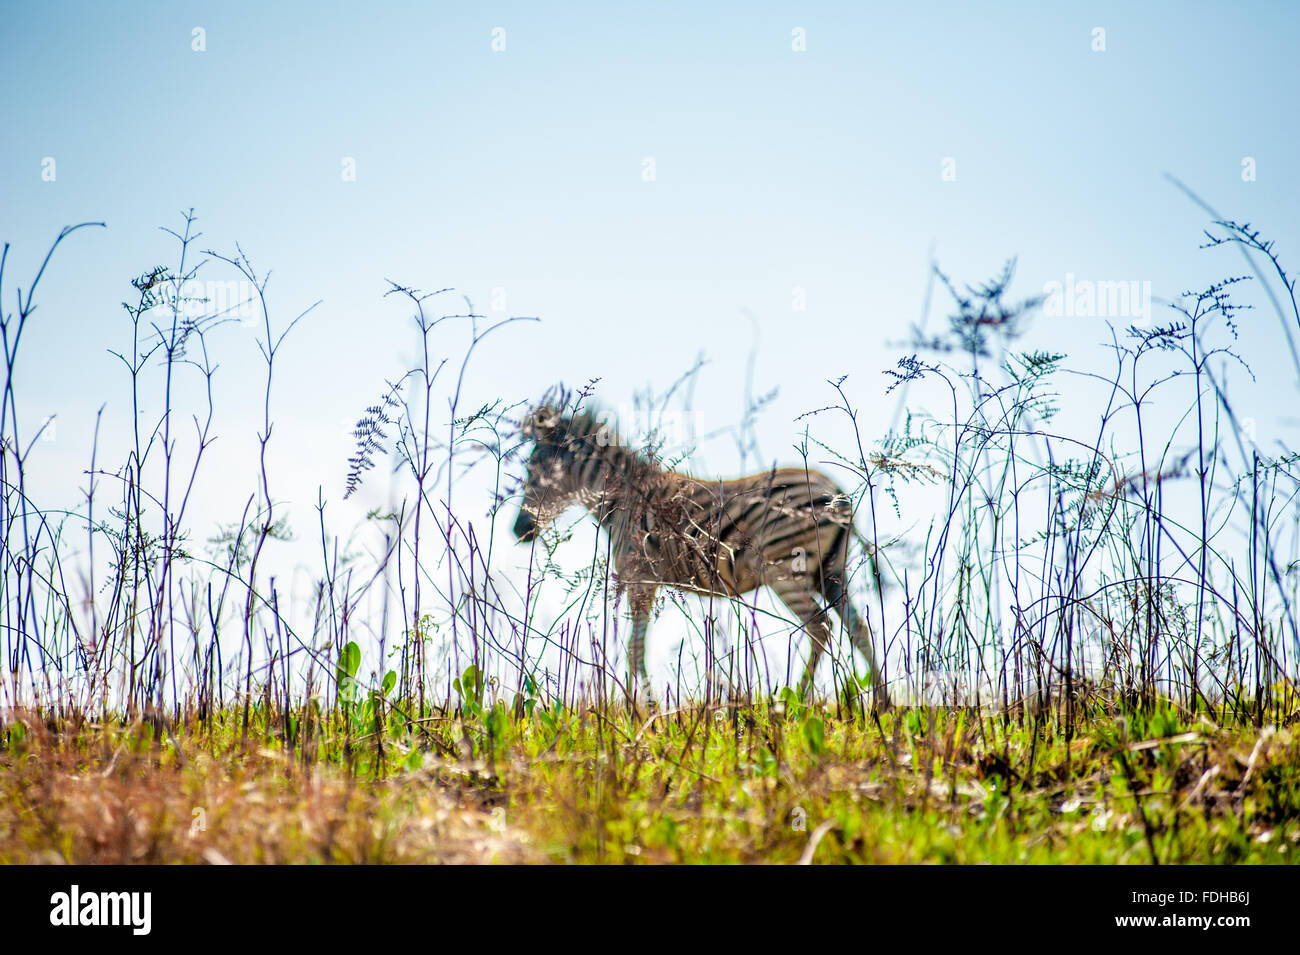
[512,402,890,709]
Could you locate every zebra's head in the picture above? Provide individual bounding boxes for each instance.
[513,402,592,543]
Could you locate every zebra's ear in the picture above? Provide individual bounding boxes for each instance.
[522,405,562,442]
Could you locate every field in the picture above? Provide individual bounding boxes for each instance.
[3,207,1300,866]
[2,696,1296,864]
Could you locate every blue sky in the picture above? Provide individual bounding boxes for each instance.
[3,2,1298,685]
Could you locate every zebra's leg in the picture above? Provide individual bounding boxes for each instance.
[773,582,835,700]
[627,584,655,689]
[822,574,891,712]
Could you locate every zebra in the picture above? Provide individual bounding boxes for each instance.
[511,399,891,709]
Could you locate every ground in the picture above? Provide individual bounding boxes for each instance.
[1,697,1295,864]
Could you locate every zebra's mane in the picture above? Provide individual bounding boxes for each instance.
[523,394,663,483]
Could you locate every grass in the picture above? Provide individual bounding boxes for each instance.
[4,201,1300,865]
[3,696,1295,864]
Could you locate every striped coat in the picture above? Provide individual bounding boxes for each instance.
[513,404,889,707]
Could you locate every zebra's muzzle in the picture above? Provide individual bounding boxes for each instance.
[513,508,538,542]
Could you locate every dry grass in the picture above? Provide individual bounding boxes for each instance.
[3,700,1296,864]
[0,710,541,864]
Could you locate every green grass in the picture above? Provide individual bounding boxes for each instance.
[3,693,1295,864]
